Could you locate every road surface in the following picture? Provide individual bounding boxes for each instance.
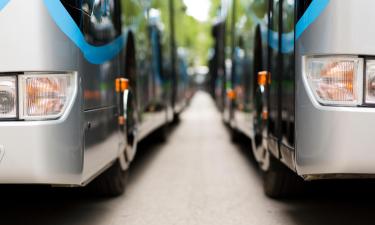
[1,92,375,225]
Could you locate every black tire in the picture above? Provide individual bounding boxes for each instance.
[263,155,304,199]
[230,127,241,143]
[89,161,129,197]
[172,112,180,125]
[154,122,168,142]
[125,91,138,160]
[151,107,170,142]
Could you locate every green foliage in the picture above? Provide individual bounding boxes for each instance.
[173,0,214,66]
[150,0,215,66]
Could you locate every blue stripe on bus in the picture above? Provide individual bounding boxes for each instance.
[43,0,126,65]
[0,0,10,11]
[268,30,294,54]
[264,0,330,53]
[281,33,294,53]
[40,0,328,62]
[252,8,294,54]
[296,0,330,39]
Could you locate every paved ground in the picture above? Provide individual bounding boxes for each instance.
[2,92,375,225]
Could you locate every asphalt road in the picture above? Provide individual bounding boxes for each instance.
[1,91,375,225]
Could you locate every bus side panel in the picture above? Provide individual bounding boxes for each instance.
[81,54,123,182]
[231,0,268,138]
[75,0,124,182]
[135,20,164,139]
[121,0,172,141]
[212,22,226,111]
[268,0,281,157]
[279,0,295,168]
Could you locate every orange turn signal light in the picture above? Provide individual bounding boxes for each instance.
[258,71,271,86]
[261,110,269,120]
[227,89,236,100]
[118,115,125,125]
[115,78,129,92]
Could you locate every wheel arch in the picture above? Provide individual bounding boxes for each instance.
[124,30,137,82]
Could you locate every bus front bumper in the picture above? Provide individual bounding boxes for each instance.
[0,100,83,185]
[296,86,375,178]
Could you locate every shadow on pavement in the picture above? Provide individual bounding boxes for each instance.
[0,185,112,225]
[283,179,375,225]
[0,123,179,225]
[1,115,375,225]
[230,126,375,225]
[127,123,179,186]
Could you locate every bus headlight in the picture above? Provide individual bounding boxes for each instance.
[305,56,363,106]
[19,73,76,120]
[365,60,375,104]
[0,76,17,119]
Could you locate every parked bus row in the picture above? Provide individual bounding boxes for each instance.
[209,0,375,198]
[0,0,192,196]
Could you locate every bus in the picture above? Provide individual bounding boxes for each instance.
[149,1,192,122]
[0,0,189,196]
[211,0,375,198]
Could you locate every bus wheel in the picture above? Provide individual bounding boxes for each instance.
[125,91,138,162]
[152,107,170,142]
[89,161,129,197]
[230,127,241,143]
[252,127,270,171]
[263,154,304,199]
[154,121,168,142]
[172,112,180,124]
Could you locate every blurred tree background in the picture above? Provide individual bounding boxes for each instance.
[151,0,223,67]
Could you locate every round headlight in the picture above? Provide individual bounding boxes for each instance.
[0,90,15,114]
[0,76,17,118]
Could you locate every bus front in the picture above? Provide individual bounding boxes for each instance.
[296,0,375,179]
[0,0,83,185]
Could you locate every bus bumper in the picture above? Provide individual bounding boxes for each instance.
[0,94,83,185]
[296,101,375,178]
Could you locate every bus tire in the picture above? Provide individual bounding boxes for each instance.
[90,161,129,197]
[230,127,241,143]
[155,122,168,142]
[263,154,304,199]
[172,112,180,124]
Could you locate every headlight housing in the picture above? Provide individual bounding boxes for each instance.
[365,60,375,104]
[0,76,17,119]
[19,73,76,120]
[305,56,363,106]
[0,72,77,121]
